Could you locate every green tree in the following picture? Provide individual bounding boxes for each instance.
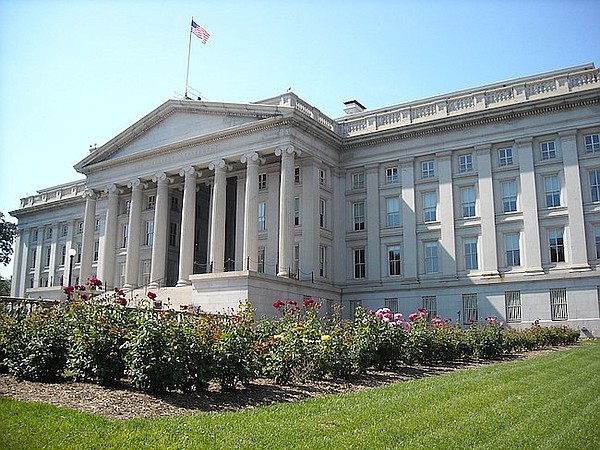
[0,212,17,266]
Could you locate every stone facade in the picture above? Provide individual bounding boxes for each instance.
[10,64,600,336]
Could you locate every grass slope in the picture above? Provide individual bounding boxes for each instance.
[1,342,599,450]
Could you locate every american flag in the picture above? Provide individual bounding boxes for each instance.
[191,20,211,44]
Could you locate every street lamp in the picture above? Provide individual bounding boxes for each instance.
[68,248,77,287]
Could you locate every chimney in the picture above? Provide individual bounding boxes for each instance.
[343,99,366,115]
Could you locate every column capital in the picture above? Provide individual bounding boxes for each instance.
[152,172,174,185]
[179,166,201,178]
[105,184,122,195]
[127,178,147,190]
[241,152,265,165]
[275,145,301,158]
[434,151,452,159]
[209,159,232,172]
[82,188,98,200]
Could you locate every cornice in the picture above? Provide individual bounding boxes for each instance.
[341,95,600,150]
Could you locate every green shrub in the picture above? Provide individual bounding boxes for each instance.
[6,306,69,381]
[125,310,199,393]
[67,300,133,386]
[0,311,16,373]
[212,302,257,391]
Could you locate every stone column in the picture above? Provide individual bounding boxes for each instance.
[79,189,97,284]
[365,164,380,280]
[33,236,42,288]
[64,220,75,287]
[98,184,120,288]
[517,138,543,274]
[11,229,28,297]
[275,146,298,277]
[400,159,417,281]
[476,145,499,276]
[48,224,58,286]
[124,179,144,290]
[241,152,263,271]
[560,131,590,271]
[149,173,172,288]
[209,160,229,273]
[177,167,198,286]
[437,153,456,278]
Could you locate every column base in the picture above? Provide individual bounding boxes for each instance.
[176,279,191,287]
[524,268,545,276]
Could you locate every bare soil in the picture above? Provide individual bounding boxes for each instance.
[0,350,557,420]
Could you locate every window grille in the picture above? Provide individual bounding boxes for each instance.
[505,291,521,322]
[462,293,478,324]
[550,288,568,320]
[422,296,437,320]
[385,298,398,312]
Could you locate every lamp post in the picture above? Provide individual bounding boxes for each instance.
[68,248,77,287]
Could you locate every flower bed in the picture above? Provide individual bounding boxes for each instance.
[0,279,581,393]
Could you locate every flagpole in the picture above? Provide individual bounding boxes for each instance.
[184,17,193,99]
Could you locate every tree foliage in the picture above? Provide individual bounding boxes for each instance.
[0,212,17,266]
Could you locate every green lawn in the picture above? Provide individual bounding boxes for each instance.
[1,342,599,450]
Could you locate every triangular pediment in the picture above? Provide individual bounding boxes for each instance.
[75,99,286,172]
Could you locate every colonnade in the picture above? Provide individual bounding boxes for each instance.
[78,146,301,290]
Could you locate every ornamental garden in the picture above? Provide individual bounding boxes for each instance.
[0,278,580,394]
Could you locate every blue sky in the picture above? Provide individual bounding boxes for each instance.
[1,0,599,277]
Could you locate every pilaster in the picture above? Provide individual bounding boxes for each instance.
[475,145,499,277]
[400,159,417,280]
[437,152,457,278]
[516,138,544,274]
[365,163,380,280]
[560,130,590,271]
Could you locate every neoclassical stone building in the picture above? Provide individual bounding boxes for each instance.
[10,64,600,334]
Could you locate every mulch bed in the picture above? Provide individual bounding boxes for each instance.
[0,349,557,420]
